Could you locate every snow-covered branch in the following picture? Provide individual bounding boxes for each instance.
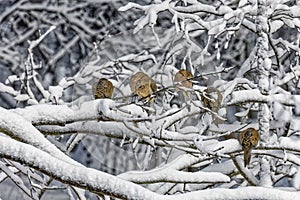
[167,187,299,200]
[1,0,300,198]
[13,100,100,125]
[0,107,81,167]
[119,169,230,184]
[0,135,298,199]
[226,89,300,106]
[119,152,230,184]
[0,136,162,200]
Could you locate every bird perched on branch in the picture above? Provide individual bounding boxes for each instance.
[174,69,193,99]
[201,87,222,113]
[239,128,260,167]
[92,78,114,99]
[130,72,157,102]
[201,87,223,125]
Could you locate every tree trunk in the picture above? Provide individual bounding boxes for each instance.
[256,0,272,187]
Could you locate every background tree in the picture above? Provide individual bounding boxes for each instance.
[0,0,300,199]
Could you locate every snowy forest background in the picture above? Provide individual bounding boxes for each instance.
[0,0,300,199]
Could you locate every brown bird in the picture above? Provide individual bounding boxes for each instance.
[202,87,222,113]
[202,87,223,125]
[174,69,193,99]
[130,72,157,102]
[92,78,114,99]
[239,128,260,167]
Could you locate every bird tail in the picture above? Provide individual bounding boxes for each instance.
[244,148,251,167]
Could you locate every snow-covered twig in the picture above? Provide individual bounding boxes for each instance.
[230,154,259,186]
[0,161,37,199]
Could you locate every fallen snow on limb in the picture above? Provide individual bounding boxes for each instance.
[38,121,241,145]
[194,138,240,156]
[158,103,202,130]
[279,137,300,152]
[119,1,171,33]
[13,100,101,125]
[254,149,300,166]
[0,107,82,167]
[231,155,259,186]
[37,121,193,149]
[118,169,230,184]
[0,82,18,96]
[13,99,149,125]
[0,136,298,199]
[0,160,36,199]
[0,136,162,200]
[166,186,299,200]
[97,99,149,122]
[227,89,300,106]
[118,151,235,184]
[38,121,130,137]
[202,159,236,175]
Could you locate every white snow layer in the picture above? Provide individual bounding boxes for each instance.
[166,187,300,200]
[118,167,230,184]
[0,107,82,167]
[0,137,298,200]
[0,136,160,200]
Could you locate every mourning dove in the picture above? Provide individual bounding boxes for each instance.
[174,69,193,99]
[130,72,157,102]
[202,87,223,125]
[92,78,114,99]
[239,128,260,167]
[202,87,222,113]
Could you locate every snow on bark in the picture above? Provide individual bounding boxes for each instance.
[256,0,272,187]
[293,166,300,190]
[0,107,87,199]
[0,107,81,167]
[13,99,153,125]
[119,169,229,184]
[0,136,162,200]
[13,100,100,125]
[0,82,18,96]
[166,187,300,200]
[0,136,298,199]
[119,1,171,33]
[279,137,300,152]
[227,89,300,106]
[259,157,272,187]
[2,0,300,198]
[256,0,271,141]
[118,153,230,184]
